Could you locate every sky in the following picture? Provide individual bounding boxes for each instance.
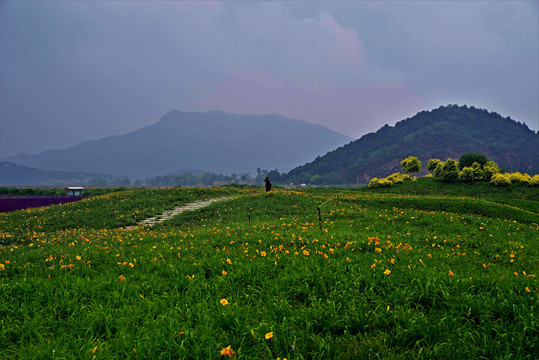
[1,0,538,159]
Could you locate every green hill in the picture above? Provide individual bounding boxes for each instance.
[283,105,539,185]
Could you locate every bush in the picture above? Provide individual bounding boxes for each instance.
[530,175,539,187]
[483,160,501,181]
[368,178,393,188]
[378,179,393,188]
[368,178,379,188]
[387,173,410,183]
[491,173,512,186]
[459,167,475,181]
[508,172,531,184]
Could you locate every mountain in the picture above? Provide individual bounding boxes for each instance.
[0,162,129,186]
[3,110,353,179]
[283,105,539,185]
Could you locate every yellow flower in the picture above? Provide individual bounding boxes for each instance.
[226,258,232,264]
[525,287,531,293]
[384,269,391,276]
[261,251,267,257]
[221,270,228,276]
[448,270,454,277]
[265,331,274,340]
[220,298,229,306]
[92,345,98,354]
[220,345,235,356]
[118,275,126,281]
[76,255,81,261]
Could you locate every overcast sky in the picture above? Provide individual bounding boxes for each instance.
[1,0,538,158]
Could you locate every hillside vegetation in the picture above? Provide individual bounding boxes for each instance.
[284,105,539,185]
[1,184,537,359]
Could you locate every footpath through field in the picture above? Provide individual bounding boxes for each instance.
[124,196,237,230]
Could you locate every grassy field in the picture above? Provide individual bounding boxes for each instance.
[0,181,537,359]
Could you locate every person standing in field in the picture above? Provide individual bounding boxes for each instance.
[264,177,272,192]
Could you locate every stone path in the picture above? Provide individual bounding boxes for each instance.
[124,196,236,230]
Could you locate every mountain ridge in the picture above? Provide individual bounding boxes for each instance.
[3,110,353,179]
[282,105,539,185]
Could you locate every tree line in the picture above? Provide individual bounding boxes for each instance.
[369,153,539,188]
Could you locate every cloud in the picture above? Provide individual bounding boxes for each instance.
[204,68,421,137]
[1,0,537,159]
[218,2,364,84]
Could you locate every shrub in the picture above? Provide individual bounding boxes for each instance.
[491,173,512,186]
[368,178,393,188]
[508,172,531,184]
[459,167,475,181]
[378,178,393,188]
[530,175,539,187]
[386,173,411,184]
[368,178,380,188]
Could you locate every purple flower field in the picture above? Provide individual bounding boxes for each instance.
[0,196,86,213]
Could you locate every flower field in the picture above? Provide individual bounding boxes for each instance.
[0,186,537,359]
[0,196,86,213]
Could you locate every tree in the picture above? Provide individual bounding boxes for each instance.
[427,159,442,173]
[458,153,488,170]
[441,158,459,181]
[401,156,421,177]
[433,162,445,178]
[483,160,501,181]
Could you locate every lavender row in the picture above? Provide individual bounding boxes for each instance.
[0,196,86,213]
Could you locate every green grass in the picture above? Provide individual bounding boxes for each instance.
[358,177,539,212]
[1,185,537,359]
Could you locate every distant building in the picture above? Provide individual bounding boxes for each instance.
[66,186,84,196]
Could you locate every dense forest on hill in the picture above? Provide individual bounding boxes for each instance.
[281,105,538,185]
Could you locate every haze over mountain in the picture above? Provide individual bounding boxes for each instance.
[283,105,539,185]
[3,110,353,180]
[0,162,129,187]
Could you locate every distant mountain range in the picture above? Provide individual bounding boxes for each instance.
[2,110,353,180]
[4,106,538,187]
[0,161,129,186]
[282,105,539,185]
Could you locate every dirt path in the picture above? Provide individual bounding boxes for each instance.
[124,196,236,230]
